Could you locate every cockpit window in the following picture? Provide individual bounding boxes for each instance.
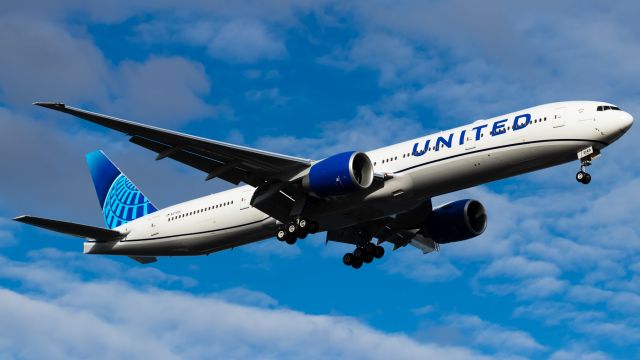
[597,105,622,111]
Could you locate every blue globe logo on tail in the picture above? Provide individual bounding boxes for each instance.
[86,150,157,229]
[102,174,156,229]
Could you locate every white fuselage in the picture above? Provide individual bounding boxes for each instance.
[85,101,633,257]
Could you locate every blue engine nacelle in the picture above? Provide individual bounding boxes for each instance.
[425,199,487,243]
[302,151,374,197]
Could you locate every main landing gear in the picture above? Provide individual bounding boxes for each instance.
[342,242,385,269]
[576,159,592,185]
[276,218,319,245]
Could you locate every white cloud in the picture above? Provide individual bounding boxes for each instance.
[525,239,622,272]
[441,314,545,353]
[0,13,225,126]
[0,107,225,223]
[255,106,429,158]
[481,277,568,300]
[549,344,611,360]
[382,250,461,283]
[240,238,302,259]
[412,305,435,315]
[566,285,614,305]
[517,277,568,298]
[479,256,560,279]
[0,15,109,108]
[207,20,286,63]
[215,287,279,308]
[136,18,288,64]
[110,56,218,125]
[513,301,640,345]
[321,33,438,87]
[0,218,17,247]
[245,87,289,105]
[0,252,494,360]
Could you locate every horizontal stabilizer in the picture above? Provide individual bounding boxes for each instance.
[128,256,157,264]
[14,215,125,242]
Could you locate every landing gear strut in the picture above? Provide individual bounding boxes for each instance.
[576,147,600,185]
[276,218,319,245]
[576,159,592,185]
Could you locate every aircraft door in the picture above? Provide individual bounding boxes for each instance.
[464,120,488,151]
[464,129,476,150]
[553,108,566,128]
[148,214,160,237]
[240,189,253,210]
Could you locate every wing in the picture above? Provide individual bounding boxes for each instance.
[326,200,439,254]
[34,102,312,188]
[14,215,125,242]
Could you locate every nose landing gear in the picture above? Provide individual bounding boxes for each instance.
[576,146,599,185]
[576,159,592,185]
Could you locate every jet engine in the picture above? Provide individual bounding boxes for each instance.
[302,151,374,197]
[424,199,487,243]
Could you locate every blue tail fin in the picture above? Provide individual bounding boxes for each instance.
[86,150,157,229]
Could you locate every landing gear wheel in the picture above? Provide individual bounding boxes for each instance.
[286,222,298,235]
[285,234,297,245]
[374,245,385,259]
[298,218,308,230]
[298,230,308,239]
[351,257,363,269]
[354,247,365,259]
[576,171,591,184]
[343,253,354,266]
[276,229,287,241]
[362,252,374,264]
[364,243,376,255]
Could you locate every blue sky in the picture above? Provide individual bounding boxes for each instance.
[1,1,639,359]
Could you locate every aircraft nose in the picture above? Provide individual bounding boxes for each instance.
[620,111,634,132]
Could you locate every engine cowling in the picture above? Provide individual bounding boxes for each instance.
[302,151,374,197]
[424,199,487,243]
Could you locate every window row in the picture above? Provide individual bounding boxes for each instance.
[168,201,234,222]
[372,116,548,165]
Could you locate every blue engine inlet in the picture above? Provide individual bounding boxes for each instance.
[426,199,487,243]
[303,151,374,197]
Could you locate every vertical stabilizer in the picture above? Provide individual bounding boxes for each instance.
[86,150,157,229]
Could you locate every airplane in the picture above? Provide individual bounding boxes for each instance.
[14,101,633,268]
